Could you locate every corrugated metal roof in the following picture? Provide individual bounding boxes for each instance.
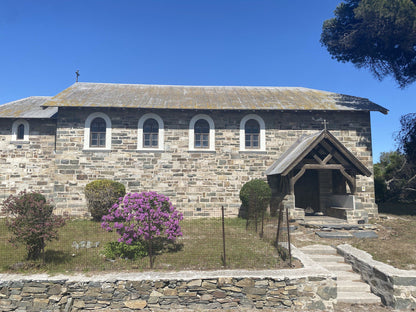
[265,130,371,177]
[0,96,57,118]
[43,82,388,114]
[266,131,324,176]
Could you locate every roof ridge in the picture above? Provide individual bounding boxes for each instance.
[0,96,51,106]
[74,82,326,92]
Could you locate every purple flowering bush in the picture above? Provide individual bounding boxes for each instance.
[101,191,183,268]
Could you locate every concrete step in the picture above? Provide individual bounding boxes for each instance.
[335,271,363,281]
[337,281,371,293]
[307,254,345,263]
[299,245,337,255]
[299,244,382,305]
[337,291,381,304]
[320,263,354,271]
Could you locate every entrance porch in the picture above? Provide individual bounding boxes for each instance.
[266,130,372,224]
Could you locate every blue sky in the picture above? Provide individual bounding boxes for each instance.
[0,0,414,162]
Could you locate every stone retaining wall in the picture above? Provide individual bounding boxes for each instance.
[337,244,416,310]
[0,246,337,311]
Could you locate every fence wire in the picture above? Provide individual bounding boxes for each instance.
[0,207,292,272]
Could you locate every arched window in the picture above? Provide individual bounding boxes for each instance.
[194,119,210,148]
[143,118,159,148]
[90,117,106,147]
[189,114,215,151]
[245,119,260,149]
[137,113,164,151]
[84,112,112,150]
[17,124,25,140]
[240,114,266,151]
[11,119,29,142]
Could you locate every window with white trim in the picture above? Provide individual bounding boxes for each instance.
[11,119,29,142]
[194,119,210,148]
[90,118,107,147]
[189,114,215,151]
[137,113,164,151]
[240,114,266,151]
[84,112,112,150]
[143,119,159,148]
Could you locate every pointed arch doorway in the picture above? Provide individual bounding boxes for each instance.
[266,130,371,221]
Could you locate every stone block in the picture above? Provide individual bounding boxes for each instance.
[316,231,353,239]
[124,300,147,309]
[317,286,336,300]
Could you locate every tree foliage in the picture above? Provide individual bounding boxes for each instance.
[101,191,183,268]
[85,179,126,221]
[396,113,416,164]
[374,151,416,203]
[321,0,416,88]
[1,191,66,261]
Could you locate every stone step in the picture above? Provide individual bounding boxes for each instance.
[337,281,371,293]
[307,254,345,263]
[299,245,337,256]
[298,244,381,306]
[334,271,363,281]
[320,263,353,271]
[337,291,381,304]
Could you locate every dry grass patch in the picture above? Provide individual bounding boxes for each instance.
[351,214,416,270]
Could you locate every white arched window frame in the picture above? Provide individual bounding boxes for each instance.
[84,112,112,150]
[189,114,215,152]
[137,113,164,151]
[240,114,266,152]
[11,119,30,142]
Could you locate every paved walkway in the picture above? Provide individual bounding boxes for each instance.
[299,244,381,304]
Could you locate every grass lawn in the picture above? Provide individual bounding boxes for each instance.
[0,217,287,273]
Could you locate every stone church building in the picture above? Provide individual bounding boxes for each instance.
[0,82,387,222]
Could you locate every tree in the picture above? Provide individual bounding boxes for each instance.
[396,113,416,164]
[321,0,416,88]
[101,191,183,268]
[374,151,416,203]
[1,191,66,261]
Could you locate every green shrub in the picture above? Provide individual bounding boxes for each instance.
[1,191,66,261]
[102,241,148,260]
[239,179,272,215]
[239,179,271,237]
[85,179,126,221]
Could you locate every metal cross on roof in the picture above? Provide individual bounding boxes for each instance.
[322,119,328,130]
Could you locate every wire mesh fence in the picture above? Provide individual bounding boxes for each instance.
[0,205,293,273]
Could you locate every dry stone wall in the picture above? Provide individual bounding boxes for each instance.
[1,108,377,218]
[337,244,416,310]
[0,271,336,311]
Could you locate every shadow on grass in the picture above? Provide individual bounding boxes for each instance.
[43,249,73,264]
[152,238,184,254]
[7,250,72,271]
[378,202,416,216]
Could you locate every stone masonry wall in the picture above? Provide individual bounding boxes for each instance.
[0,108,377,218]
[337,244,416,310]
[0,118,56,204]
[0,271,336,311]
